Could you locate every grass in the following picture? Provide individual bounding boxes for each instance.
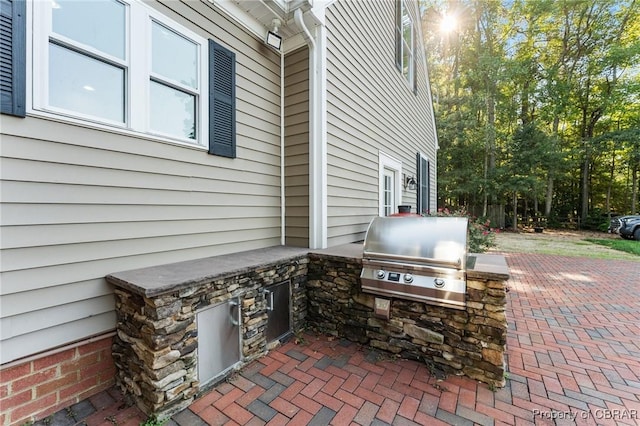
[585,238,640,256]
[492,231,640,260]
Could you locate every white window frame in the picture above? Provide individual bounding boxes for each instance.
[397,0,415,90]
[378,151,403,217]
[30,0,208,148]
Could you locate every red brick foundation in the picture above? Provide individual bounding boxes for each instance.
[0,334,116,426]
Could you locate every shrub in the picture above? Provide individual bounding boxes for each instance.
[424,208,497,253]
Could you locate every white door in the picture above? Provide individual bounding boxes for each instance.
[379,152,402,217]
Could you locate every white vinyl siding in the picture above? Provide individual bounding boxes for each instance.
[284,47,310,247]
[325,0,437,246]
[0,0,282,364]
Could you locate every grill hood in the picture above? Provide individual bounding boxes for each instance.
[360,216,470,310]
[362,216,468,269]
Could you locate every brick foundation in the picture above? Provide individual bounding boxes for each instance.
[0,335,116,426]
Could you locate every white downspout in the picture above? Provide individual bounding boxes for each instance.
[294,8,327,249]
[280,49,285,246]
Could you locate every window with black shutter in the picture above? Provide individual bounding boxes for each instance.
[29,0,211,147]
[0,0,26,117]
[208,40,236,158]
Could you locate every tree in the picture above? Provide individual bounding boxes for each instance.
[423,0,640,229]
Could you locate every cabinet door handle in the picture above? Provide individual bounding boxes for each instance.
[265,290,274,311]
[228,299,240,326]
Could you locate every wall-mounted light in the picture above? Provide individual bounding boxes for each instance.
[404,175,417,190]
[266,19,282,51]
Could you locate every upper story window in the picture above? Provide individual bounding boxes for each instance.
[395,0,416,93]
[32,0,208,146]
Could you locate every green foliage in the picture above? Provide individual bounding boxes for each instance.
[425,208,497,253]
[585,238,640,256]
[422,0,640,223]
[140,416,166,426]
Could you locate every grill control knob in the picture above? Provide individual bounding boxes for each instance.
[376,270,386,279]
[404,274,414,283]
[434,278,445,288]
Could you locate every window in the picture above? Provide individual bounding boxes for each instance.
[31,0,213,147]
[150,21,198,140]
[379,152,402,216]
[383,172,394,216]
[395,0,416,93]
[417,153,430,214]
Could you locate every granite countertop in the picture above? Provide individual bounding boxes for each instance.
[309,243,363,260]
[466,253,510,280]
[106,246,309,297]
[107,243,510,298]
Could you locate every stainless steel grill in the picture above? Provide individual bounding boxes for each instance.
[360,216,469,310]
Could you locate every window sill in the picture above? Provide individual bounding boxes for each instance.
[26,108,208,152]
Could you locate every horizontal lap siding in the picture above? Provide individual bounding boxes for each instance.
[284,47,309,247]
[325,0,438,246]
[0,0,282,364]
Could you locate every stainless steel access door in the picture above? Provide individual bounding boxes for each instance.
[196,298,241,386]
[265,281,291,343]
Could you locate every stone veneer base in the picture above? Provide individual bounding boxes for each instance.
[107,247,309,419]
[307,248,509,388]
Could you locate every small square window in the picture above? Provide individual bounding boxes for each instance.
[49,43,125,123]
[150,81,196,140]
[152,21,198,89]
[52,0,126,59]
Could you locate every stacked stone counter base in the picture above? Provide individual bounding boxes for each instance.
[307,246,509,389]
[106,247,309,420]
[107,244,509,419]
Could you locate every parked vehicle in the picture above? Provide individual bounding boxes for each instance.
[611,215,640,240]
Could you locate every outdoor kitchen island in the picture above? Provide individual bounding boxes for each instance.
[106,246,310,419]
[307,242,510,390]
[107,243,509,420]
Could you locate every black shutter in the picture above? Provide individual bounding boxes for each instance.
[0,0,26,117]
[417,153,430,214]
[208,40,236,158]
[416,152,421,212]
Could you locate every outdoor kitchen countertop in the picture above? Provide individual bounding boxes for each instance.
[466,253,510,281]
[106,246,309,297]
[107,244,509,298]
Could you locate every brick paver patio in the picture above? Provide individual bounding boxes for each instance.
[37,252,640,425]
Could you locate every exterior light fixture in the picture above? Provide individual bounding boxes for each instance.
[266,19,282,51]
[404,175,417,190]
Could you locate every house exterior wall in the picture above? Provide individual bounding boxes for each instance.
[0,0,282,366]
[284,47,310,248]
[324,0,438,246]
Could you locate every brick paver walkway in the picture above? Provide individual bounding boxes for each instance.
[38,253,640,426]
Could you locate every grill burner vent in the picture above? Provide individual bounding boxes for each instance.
[360,216,469,310]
